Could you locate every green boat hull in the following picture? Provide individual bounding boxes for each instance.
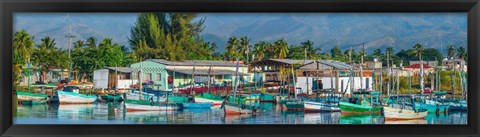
[260,93,275,102]
[101,94,123,102]
[339,101,383,114]
[285,101,304,110]
[21,100,47,105]
[414,103,450,113]
[166,96,189,103]
[196,93,223,101]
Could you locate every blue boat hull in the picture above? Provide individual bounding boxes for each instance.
[178,103,212,109]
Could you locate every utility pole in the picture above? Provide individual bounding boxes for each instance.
[305,48,309,95]
[66,13,75,82]
[360,43,364,90]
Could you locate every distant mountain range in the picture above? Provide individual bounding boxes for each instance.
[14,13,467,55]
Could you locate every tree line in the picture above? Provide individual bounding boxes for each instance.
[13,30,132,90]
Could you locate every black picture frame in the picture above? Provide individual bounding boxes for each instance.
[1,0,479,137]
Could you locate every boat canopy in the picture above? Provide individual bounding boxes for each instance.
[352,90,381,95]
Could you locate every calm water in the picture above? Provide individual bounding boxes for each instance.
[14,102,467,124]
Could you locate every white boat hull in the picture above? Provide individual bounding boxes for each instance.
[223,105,252,115]
[57,91,97,104]
[384,107,428,120]
[125,103,177,112]
[195,97,223,106]
[304,101,340,112]
[17,95,46,101]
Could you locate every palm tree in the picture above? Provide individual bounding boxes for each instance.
[413,43,424,94]
[238,36,251,62]
[457,47,466,60]
[74,40,85,49]
[301,40,320,59]
[225,36,240,61]
[32,37,59,83]
[447,45,455,59]
[373,48,381,58]
[209,42,217,54]
[86,37,97,48]
[253,41,267,61]
[13,30,35,63]
[275,39,289,59]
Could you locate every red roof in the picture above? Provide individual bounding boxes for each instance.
[404,64,433,69]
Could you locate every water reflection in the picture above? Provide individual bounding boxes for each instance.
[14,102,467,125]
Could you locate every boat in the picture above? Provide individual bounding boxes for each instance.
[57,90,97,104]
[304,89,343,112]
[259,93,276,102]
[177,102,212,109]
[384,119,427,124]
[384,95,428,121]
[194,97,223,106]
[100,94,124,102]
[383,107,428,121]
[124,99,177,112]
[16,91,48,102]
[448,100,467,111]
[304,101,340,112]
[20,100,48,105]
[413,92,450,114]
[339,90,383,114]
[284,100,304,111]
[222,102,253,115]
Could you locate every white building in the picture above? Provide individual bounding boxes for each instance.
[93,67,138,90]
[295,60,373,95]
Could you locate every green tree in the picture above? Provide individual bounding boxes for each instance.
[457,46,466,60]
[287,45,305,60]
[373,48,381,58]
[330,45,342,58]
[129,13,206,61]
[301,40,321,60]
[86,37,97,48]
[274,39,289,59]
[413,43,424,60]
[31,37,69,83]
[252,41,268,61]
[447,45,455,59]
[225,36,240,61]
[12,30,35,90]
[13,30,35,63]
[238,36,251,62]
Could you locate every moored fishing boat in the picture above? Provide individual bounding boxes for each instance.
[339,91,383,114]
[259,93,275,102]
[222,103,253,115]
[195,93,223,106]
[57,90,97,104]
[124,99,177,112]
[177,102,212,109]
[284,100,304,111]
[100,94,123,102]
[413,92,450,114]
[304,101,340,112]
[194,97,223,106]
[16,91,48,102]
[448,100,467,111]
[384,95,428,120]
[383,107,428,120]
[304,89,343,112]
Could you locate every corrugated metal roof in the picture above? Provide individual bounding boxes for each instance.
[269,59,315,65]
[148,59,245,67]
[105,67,133,73]
[298,60,352,70]
[166,68,250,76]
[318,60,352,70]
